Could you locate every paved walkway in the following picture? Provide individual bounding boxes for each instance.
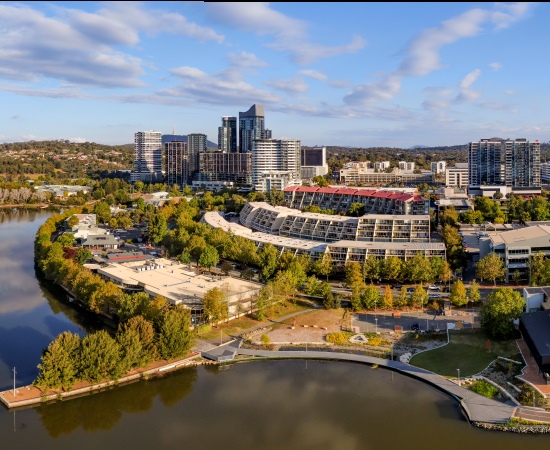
[516,338,550,395]
[204,340,516,424]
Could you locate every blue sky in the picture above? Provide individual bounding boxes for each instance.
[0,2,547,147]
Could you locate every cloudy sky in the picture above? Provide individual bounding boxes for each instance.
[0,2,548,147]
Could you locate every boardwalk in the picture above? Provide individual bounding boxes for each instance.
[204,341,525,424]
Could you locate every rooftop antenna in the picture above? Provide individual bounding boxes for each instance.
[173,123,176,135]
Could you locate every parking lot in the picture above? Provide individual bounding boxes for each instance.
[351,308,479,333]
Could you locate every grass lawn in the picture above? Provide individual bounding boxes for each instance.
[196,300,310,340]
[409,329,519,377]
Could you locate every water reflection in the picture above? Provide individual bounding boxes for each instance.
[35,367,197,437]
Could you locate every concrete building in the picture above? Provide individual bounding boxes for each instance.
[197,152,252,185]
[374,161,391,171]
[445,163,468,187]
[131,131,163,183]
[203,211,445,268]
[541,162,550,183]
[96,258,262,322]
[239,202,431,243]
[434,187,473,214]
[300,146,328,179]
[218,116,237,153]
[398,161,415,171]
[252,139,301,192]
[523,287,550,313]
[164,141,190,187]
[338,166,434,186]
[480,225,550,282]
[468,138,541,196]
[283,186,429,215]
[431,161,446,174]
[239,104,272,153]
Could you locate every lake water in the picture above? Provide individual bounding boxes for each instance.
[1,211,549,449]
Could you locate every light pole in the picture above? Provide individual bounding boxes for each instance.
[375,317,378,334]
[457,368,460,386]
[12,367,16,398]
[220,328,222,345]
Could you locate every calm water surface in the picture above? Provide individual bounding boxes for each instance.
[1,211,549,449]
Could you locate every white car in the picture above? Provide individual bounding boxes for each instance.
[428,284,439,290]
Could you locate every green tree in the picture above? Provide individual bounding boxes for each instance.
[348,202,365,217]
[148,214,167,244]
[313,253,333,281]
[67,215,79,229]
[361,284,380,310]
[115,327,144,374]
[395,287,408,308]
[468,280,481,304]
[220,260,233,275]
[476,253,506,286]
[362,255,381,283]
[198,245,219,272]
[405,253,433,285]
[94,201,111,224]
[115,292,149,322]
[381,256,403,282]
[411,285,428,309]
[157,306,194,360]
[267,188,284,206]
[480,288,525,339]
[123,315,159,363]
[203,287,228,326]
[450,280,468,307]
[57,232,75,248]
[312,175,329,187]
[381,285,393,309]
[258,243,279,281]
[75,247,92,265]
[79,330,122,383]
[529,251,546,286]
[34,331,81,392]
[321,282,338,309]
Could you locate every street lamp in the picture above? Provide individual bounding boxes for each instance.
[457,368,460,386]
[375,317,378,334]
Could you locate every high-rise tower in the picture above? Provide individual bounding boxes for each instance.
[131,131,162,183]
[218,116,237,153]
[238,104,272,153]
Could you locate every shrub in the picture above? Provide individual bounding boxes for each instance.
[260,334,271,348]
[368,337,382,346]
[326,332,353,345]
[470,380,499,398]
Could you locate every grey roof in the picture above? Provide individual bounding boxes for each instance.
[82,235,120,246]
[520,311,550,357]
[524,287,550,297]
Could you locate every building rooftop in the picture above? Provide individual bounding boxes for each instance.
[520,311,550,358]
[97,258,261,307]
[490,225,550,246]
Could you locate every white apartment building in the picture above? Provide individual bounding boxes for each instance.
[445,163,468,187]
[252,138,301,192]
[398,161,415,171]
[131,131,163,183]
[431,161,446,174]
[374,161,391,171]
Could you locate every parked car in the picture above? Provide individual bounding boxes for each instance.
[407,287,415,293]
[391,284,402,289]
[428,293,441,299]
[411,323,420,332]
[428,284,439,290]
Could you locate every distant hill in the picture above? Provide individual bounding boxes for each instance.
[409,145,430,149]
[162,134,218,149]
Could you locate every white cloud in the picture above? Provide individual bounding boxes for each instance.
[503,89,515,95]
[264,77,309,95]
[343,3,532,106]
[0,2,224,89]
[205,2,366,65]
[489,62,503,71]
[454,69,482,103]
[299,70,327,81]
[478,101,517,113]
[69,137,88,143]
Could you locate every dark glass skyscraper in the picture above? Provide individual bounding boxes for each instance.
[238,104,271,153]
[218,116,237,153]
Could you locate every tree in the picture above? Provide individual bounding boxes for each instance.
[395,287,408,308]
[512,269,522,285]
[381,256,403,282]
[122,315,159,363]
[258,243,279,281]
[480,288,525,339]
[529,251,546,286]
[313,253,333,281]
[57,232,75,248]
[34,331,81,392]
[203,287,228,326]
[361,284,380,310]
[411,285,428,309]
[267,188,284,206]
[346,262,365,291]
[67,215,79,229]
[381,285,393,309]
[476,253,506,286]
[468,280,481,304]
[321,282,338,309]
[115,292,149,322]
[198,245,219,272]
[157,306,194,360]
[94,201,111,224]
[115,326,144,375]
[312,175,329,187]
[348,202,365,217]
[75,247,92,265]
[142,295,169,325]
[149,213,167,244]
[405,253,433,285]
[220,260,233,275]
[450,280,468,307]
[362,255,380,283]
[79,330,121,383]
